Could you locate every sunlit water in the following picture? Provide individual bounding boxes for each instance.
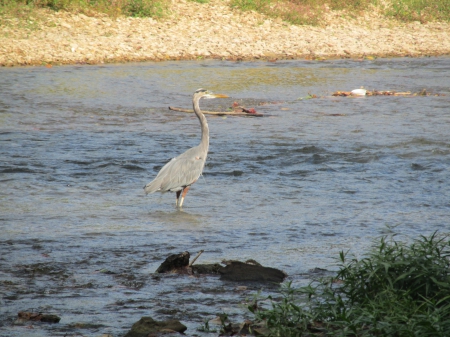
[1,58,449,336]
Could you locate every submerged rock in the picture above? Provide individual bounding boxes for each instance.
[124,316,187,337]
[17,311,61,323]
[219,261,287,283]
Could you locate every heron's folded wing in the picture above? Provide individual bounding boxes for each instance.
[159,156,205,191]
[144,156,205,194]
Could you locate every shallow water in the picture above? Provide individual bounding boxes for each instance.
[1,57,450,336]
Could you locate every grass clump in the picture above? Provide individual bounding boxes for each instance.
[251,232,450,336]
[384,0,450,22]
[230,0,323,25]
[230,0,450,25]
[0,0,170,18]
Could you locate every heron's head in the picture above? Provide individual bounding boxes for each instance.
[195,88,229,99]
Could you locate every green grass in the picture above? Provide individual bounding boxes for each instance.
[230,0,450,25]
[250,232,450,336]
[1,0,449,23]
[384,0,450,22]
[0,0,170,19]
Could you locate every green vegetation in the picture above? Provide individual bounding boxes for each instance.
[1,0,449,24]
[196,313,228,333]
[230,0,450,25]
[0,0,170,19]
[250,232,450,336]
[384,0,450,22]
[189,0,210,4]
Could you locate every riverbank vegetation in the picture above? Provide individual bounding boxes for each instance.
[0,0,169,19]
[1,0,449,25]
[250,232,450,336]
[231,0,450,25]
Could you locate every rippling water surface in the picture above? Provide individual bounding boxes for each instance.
[1,58,449,336]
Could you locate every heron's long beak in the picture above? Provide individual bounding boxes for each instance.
[205,93,229,99]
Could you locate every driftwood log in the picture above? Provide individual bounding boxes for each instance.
[168,106,264,117]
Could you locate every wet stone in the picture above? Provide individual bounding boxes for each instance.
[191,263,222,274]
[219,261,287,283]
[155,251,190,273]
[124,316,187,337]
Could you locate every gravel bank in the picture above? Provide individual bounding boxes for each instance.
[1,0,450,66]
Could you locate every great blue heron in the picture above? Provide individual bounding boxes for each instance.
[144,89,229,207]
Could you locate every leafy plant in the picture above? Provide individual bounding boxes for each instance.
[251,232,450,336]
[197,317,218,332]
[249,282,317,336]
[125,0,167,17]
[197,312,229,334]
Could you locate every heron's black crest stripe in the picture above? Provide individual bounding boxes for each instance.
[195,88,207,93]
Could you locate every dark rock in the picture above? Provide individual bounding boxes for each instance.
[124,316,187,337]
[155,251,190,273]
[191,263,222,274]
[219,261,287,283]
[39,314,61,323]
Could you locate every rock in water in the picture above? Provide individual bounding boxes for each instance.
[155,251,190,273]
[191,263,222,274]
[219,261,287,282]
[124,316,187,337]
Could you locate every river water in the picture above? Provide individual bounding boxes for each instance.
[1,57,449,336]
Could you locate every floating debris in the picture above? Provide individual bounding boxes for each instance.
[240,107,257,114]
[332,89,444,97]
[298,93,318,100]
[351,88,367,96]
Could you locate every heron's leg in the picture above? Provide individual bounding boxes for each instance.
[178,186,190,208]
[176,191,181,207]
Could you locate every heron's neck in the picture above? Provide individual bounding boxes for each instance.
[193,98,209,152]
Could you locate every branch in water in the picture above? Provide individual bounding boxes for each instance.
[168,106,264,117]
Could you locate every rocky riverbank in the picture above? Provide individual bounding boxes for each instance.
[1,0,450,66]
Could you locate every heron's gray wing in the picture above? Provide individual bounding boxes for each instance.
[144,155,206,194]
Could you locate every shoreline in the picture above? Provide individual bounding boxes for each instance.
[1,0,450,67]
